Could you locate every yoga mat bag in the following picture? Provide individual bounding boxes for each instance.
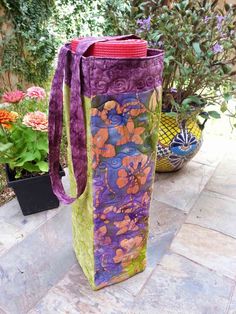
[49,35,164,290]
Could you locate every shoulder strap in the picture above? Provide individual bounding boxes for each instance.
[48,35,140,204]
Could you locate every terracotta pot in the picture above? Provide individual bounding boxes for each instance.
[156,113,203,172]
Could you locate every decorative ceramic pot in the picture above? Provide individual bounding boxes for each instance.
[156,113,203,172]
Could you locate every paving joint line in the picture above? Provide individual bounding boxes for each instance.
[170,251,235,283]
[183,222,236,241]
[226,281,236,314]
[0,206,65,258]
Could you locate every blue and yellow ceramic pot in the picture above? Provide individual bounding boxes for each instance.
[156,113,202,172]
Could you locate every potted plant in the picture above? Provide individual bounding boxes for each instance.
[136,0,236,171]
[0,93,65,215]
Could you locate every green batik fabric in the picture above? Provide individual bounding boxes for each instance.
[64,85,95,288]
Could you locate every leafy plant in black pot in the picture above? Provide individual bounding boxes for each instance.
[0,109,64,215]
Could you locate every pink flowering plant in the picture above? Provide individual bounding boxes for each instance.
[25,86,46,101]
[1,86,47,115]
[2,90,25,104]
[136,0,236,124]
[0,110,49,179]
[0,86,49,179]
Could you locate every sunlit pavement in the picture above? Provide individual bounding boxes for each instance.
[0,104,236,314]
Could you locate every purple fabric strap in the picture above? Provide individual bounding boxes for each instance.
[49,35,139,204]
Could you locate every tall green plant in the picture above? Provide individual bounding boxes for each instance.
[136,0,236,123]
[1,0,58,88]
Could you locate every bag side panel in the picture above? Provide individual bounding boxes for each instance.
[91,87,162,289]
[64,85,96,289]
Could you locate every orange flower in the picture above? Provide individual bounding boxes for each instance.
[92,100,146,125]
[114,215,139,235]
[120,236,143,251]
[0,110,18,129]
[113,236,144,264]
[92,128,115,169]
[116,118,145,145]
[116,155,151,194]
[95,225,111,245]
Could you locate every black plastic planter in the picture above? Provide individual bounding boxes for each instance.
[6,165,65,216]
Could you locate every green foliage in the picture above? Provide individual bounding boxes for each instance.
[1,0,58,88]
[53,0,106,40]
[0,123,48,178]
[100,0,133,35]
[136,0,236,121]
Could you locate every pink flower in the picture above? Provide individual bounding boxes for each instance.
[26,86,46,100]
[2,90,25,103]
[23,111,48,132]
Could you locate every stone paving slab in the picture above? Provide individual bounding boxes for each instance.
[133,253,234,314]
[0,201,61,256]
[229,286,236,314]
[186,190,236,239]
[1,131,236,313]
[0,173,70,257]
[148,200,186,269]
[149,200,187,237]
[0,205,76,314]
[117,201,186,296]
[0,306,8,314]
[192,134,227,167]
[206,154,236,200]
[28,263,134,314]
[154,161,215,212]
[170,224,236,280]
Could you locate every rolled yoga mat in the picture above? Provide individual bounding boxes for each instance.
[71,38,147,57]
[49,35,164,290]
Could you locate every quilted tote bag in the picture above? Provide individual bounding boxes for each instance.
[49,35,164,290]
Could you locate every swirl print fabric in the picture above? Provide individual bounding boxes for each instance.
[67,87,163,290]
[91,90,161,288]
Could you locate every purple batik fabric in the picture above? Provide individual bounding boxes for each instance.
[49,35,145,204]
[90,90,162,287]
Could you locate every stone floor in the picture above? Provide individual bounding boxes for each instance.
[0,117,236,314]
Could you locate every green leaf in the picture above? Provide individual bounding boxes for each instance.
[186,52,196,65]
[224,93,232,102]
[220,103,228,113]
[182,96,204,106]
[38,138,48,152]
[36,160,49,172]
[22,162,39,173]
[164,55,175,67]
[14,152,36,167]
[0,142,14,152]
[222,65,231,74]
[208,111,221,119]
[199,112,209,120]
[192,42,202,57]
